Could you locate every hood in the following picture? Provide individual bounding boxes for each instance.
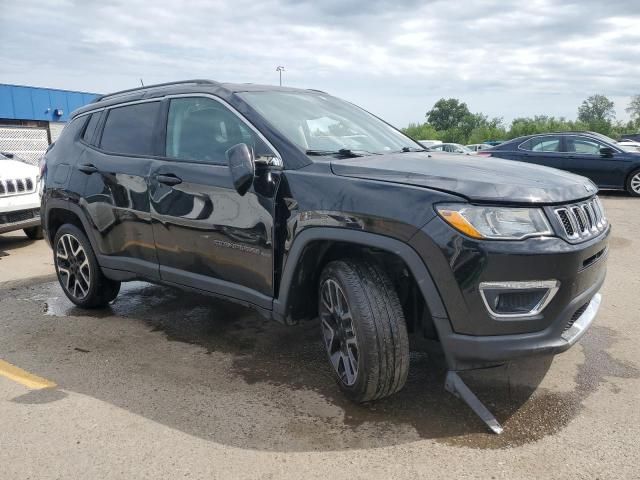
[330,152,597,204]
[0,159,38,179]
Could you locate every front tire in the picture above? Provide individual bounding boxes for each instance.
[626,169,640,197]
[319,259,410,402]
[53,224,120,308]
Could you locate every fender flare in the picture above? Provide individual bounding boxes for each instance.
[273,227,449,323]
[43,198,101,253]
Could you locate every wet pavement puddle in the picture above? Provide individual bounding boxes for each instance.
[7,280,640,451]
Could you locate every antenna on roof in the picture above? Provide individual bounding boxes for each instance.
[140,78,145,87]
[276,66,285,86]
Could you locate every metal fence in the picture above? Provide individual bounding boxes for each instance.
[0,126,49,165]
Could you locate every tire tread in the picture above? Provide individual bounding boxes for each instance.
[320,258,409,402]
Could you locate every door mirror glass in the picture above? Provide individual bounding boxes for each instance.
[600,146,615,157]
[226,143,255,196]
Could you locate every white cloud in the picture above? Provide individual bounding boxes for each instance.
[0,0,639,126]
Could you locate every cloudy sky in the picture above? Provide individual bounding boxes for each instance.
[1,0,639,127]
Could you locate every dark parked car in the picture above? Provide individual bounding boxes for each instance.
[481,131,640,196]
[41,80,609,433]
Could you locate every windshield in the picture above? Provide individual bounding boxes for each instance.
[238,91,423,155]
[577,132,639,153]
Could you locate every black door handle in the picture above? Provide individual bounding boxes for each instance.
[78,163,98,174]
[155,174,182,186]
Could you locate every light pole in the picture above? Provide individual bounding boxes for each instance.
[276,66,285,86]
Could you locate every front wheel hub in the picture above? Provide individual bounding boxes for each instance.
[320,279,359,386]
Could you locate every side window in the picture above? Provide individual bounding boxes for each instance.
[165,97,272,164]
[56,116,87,144]
[521,136,561,153]
[82,112,101,144]
[565,136,606,155]
[100,102,160,156]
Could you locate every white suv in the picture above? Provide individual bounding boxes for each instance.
[0,153,43,239]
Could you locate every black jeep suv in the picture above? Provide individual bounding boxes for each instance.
[41,80,609,420]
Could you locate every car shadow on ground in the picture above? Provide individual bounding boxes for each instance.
[0,232,37,258]
[9,279,636,452]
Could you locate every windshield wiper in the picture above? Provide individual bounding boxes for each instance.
[305,148,381,158]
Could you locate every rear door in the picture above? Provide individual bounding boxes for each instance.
[79,101,161,279]
[513,135,565,169]
[149,95,281,308]
[561,135,627,188]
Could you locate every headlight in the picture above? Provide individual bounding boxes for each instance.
[436,204,553,240]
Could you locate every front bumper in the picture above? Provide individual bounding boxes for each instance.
[0,208,41,234]
[437,280,603,369]
[410,215,609,369]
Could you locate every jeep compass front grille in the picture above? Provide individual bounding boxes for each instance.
[553,197,607,242]
[0,177,37,197]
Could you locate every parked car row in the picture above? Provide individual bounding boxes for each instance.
[427,143,476,155]
[466,143,494,152]
[418,141,497,153]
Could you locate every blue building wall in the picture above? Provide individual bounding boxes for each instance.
[0,84,99,122]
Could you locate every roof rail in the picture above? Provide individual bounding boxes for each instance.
[93,79,219,103]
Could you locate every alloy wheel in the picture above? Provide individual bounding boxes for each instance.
[56,233,91,300]
[631,173,640,195]
[320,279,359,386]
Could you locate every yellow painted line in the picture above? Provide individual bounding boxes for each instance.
[0,359,57,390]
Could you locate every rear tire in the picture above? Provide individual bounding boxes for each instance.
[318,259,410,402]
[53,224,120,308]
[626,169,640,197]
[24,226,44,240]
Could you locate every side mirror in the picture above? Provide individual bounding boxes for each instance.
[225,143,255,196]
[600,146,615,157]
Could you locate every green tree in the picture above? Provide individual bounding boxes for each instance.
[625,95,640,128]
[402,122,441,141]
[467,115,507,144]
[508,116,579,139]
[426,98,471,132]
[577,94,615,126]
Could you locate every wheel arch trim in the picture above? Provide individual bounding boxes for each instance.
[43,199,101,255]
[273,227,449,322]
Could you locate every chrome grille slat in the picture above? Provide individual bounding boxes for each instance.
[553,197,607,242]
[582,204,593,230]
[0,177,36,197]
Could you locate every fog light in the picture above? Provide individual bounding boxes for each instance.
[479,281,559,318]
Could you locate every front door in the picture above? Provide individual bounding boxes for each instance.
[561,135,627,188]
[149,95,280,309]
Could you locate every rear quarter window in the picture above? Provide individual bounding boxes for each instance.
[82,112,102,144]
[519,136,561,152]
[54,116,88,147]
